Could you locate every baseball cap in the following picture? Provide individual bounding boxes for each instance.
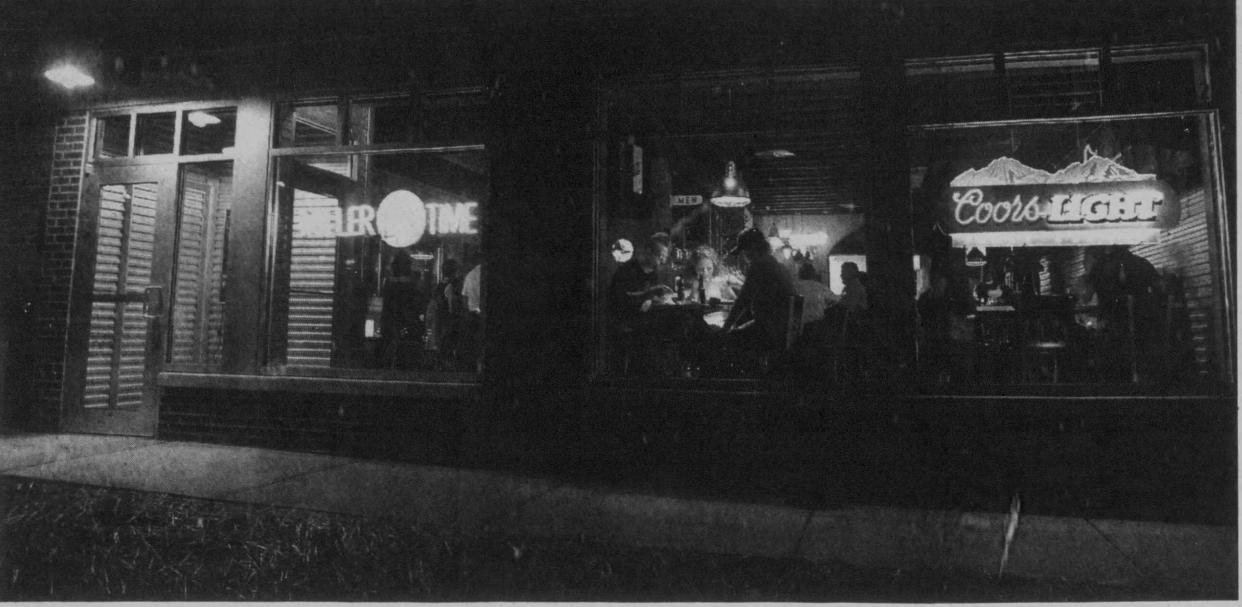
[728,227,767,256]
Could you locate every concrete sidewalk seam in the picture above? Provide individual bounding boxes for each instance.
[0,441,160,477]
[209,460,362,502]
[1079,516,1149,580]
[788,508,817,561]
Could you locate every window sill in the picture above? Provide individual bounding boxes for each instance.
[158,371,480,399]
[588,374,1233,402]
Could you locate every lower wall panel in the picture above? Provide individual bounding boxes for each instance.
[157,388,476,464]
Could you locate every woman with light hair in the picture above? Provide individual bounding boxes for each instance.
[684,245,740,303]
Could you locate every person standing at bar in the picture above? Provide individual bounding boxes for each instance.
[838,261,869,312]
[1086,246,1163,382]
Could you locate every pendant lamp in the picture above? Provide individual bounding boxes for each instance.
[710,161,751,208]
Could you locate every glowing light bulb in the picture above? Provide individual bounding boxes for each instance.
[44,64,95,89]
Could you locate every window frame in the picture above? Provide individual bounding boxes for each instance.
[88,100,245,166]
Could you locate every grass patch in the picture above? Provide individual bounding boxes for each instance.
[0,476,1198,601]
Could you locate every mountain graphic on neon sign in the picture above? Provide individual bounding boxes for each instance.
[950,146,1156,187]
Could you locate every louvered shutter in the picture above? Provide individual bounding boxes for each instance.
[171,166,230,366]
[286,190,339,367]
[84,183,157,409]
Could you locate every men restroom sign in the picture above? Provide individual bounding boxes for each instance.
[293,189,478,247]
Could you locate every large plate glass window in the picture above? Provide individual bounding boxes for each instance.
[266,149,487,374]
[909,113,1232,389]
[598,71,869,380]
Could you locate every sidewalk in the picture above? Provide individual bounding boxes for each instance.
[0,432,1234,596]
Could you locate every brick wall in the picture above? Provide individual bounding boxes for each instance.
[26,113,89,430]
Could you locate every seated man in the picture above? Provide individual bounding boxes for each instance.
[607,234,674,373]
[607,235,672,324]
[720,227,797,353]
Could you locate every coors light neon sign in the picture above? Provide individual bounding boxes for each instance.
[944,147,1179,240]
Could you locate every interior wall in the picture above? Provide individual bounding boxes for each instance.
[753,213,865,284]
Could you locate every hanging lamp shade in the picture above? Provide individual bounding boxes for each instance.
[710,161,751,208]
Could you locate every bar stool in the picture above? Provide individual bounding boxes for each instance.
[1022,340,1067,382]
[1021,310,1069,383]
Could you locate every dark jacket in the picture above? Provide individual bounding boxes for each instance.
[727,253,796,348]
[607,259,659,324]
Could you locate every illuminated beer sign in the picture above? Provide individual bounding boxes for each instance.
[943,148,1179,247]
[293,189,478,247]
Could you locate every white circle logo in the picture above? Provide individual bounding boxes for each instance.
[376,189,426,247]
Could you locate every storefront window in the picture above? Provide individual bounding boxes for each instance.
[910,113,1231,387]
[600,71,870,380]
[266,149,486,374]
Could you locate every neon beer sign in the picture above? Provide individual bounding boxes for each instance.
[943,148,1179,239]
[951,185,1167,227]
[293,189,478,247]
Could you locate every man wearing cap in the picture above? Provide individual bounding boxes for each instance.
[721,227,797,352]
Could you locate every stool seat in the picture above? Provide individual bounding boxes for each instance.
[1022,340,1068,382]
[1026,341,1067,350]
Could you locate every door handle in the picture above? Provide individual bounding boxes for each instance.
[143,286,164,318]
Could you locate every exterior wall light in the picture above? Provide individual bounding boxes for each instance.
[44,64,95,89]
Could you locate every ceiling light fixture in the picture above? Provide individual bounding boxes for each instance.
[710,161,751,208]
[43,64,95,90]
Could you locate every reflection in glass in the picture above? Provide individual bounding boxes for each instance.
[181,108,237,155]
[170,162,233,368]
[275,103,340,147]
